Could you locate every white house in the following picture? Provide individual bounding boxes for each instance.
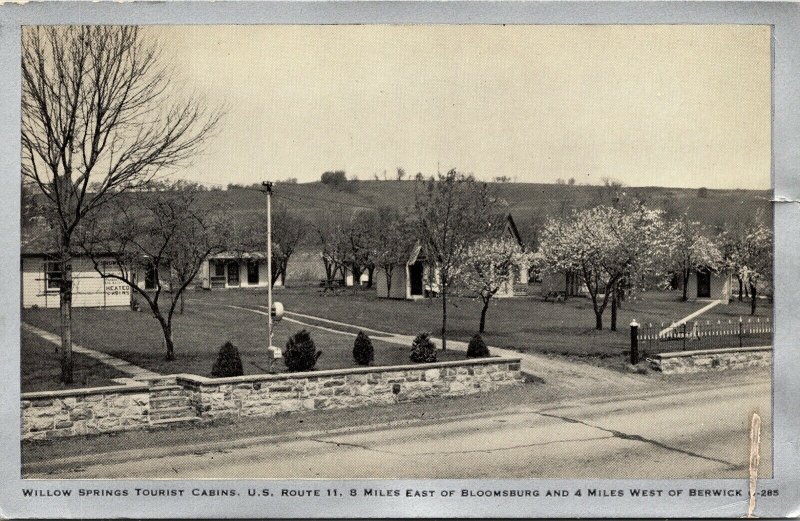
[21,254,132,309]
[685,267,732,304]
[198,252,280,290]
[374,214,528,300]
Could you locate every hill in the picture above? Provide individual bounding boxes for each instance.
[206,180,772,244]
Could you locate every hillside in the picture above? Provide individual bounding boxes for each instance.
[204,181,772,244]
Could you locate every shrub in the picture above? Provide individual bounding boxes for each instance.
[410,332,437,363]
[211,341,244,377]
[284,329,321,372]
[467,333,490,358]
[353,331,374,366]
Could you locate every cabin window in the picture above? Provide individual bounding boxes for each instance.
[247,261,259,284]
[213,261,225,277]
[44,261,62,291]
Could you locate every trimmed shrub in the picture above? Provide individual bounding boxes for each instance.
[211,341,244,377]
[284,329,321,372]
[410,332,437,363]
[467,333,490,358]
[353,331,374,366]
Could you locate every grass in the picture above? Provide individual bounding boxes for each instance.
[21,330,127,392]
[21,297,466,388]
[205,285,773,362]
[21,283,772,390]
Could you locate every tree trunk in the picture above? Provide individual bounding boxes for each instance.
[479,298,490,334]
[750,284,758,316]
[384,268,393,298]
[595,310,603,330]
[737,277,743,302]
[441,274,448,351]
[280,268,287,287]
[59,254,74,384]
[160,319,175,361]
[179,292,185,314]
[681,270,689,302]
[367,266,374,288]
[610,286,618,332]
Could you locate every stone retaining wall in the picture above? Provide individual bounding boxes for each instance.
[648,346,771,374]
[22,384,150,441]
[21,357,523,440]
[177,357,524,420]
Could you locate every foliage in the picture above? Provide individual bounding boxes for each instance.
[414,170,494,348]
[537,203,668,330]
[211,341,244,377]
[283,329,321,371]
[460,237,532,333]
[321,170,348,187]
[666,215,722,301]
[370,207,416,297]
[352,331,374,366]
[410,332,437,363]
[467,334,490,358]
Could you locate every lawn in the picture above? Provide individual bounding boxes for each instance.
[205,284,773,362]
[22,330,128,392]
[21,296,466,388]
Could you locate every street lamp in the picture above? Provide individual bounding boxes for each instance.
[262,181,282,362]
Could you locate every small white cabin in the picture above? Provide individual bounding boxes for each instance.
[21,255,131,309]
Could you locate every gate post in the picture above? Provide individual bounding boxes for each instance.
[630,319,640,365]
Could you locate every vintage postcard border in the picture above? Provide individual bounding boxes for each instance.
[0,1,798,518]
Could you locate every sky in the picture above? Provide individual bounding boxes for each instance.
[147,24,772,189]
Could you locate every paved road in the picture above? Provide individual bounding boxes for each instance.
[29,376,770,479]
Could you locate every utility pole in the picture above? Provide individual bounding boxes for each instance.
[262,181,280,359]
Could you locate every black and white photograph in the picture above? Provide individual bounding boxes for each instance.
[2,2,798,518]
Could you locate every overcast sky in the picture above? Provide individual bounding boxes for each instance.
[148,24,771,189]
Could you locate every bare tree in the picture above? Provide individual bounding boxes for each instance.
[22,26,221,382]
[370,208,415,297]
[81,182,228,361]
[415,170,493,350]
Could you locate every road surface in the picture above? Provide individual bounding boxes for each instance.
[26,375,770,479]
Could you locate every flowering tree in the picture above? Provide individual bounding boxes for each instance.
[666,216,722,301]
[739,219,773,315]
[461,237,531,333]
[537,204,667,330]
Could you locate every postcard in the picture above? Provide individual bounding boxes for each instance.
[1,1,797,518]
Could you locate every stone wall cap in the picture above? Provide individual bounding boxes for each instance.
[172,357,523,386]
[650,345,772,359]
[21,382,150,400]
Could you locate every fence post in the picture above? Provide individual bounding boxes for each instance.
[682,322,686,350]
[630,319,640,365]
[739,316,743,347]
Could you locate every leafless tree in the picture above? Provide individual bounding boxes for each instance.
[22,26,221,382]
[80,182,228,361]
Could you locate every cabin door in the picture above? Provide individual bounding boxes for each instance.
[227,262,240,286]
[696,269,711,298]
[409,261,424,296]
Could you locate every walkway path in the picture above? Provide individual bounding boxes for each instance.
[658,300,721,336]
[22,322,160,380]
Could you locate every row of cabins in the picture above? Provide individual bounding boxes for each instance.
[21,214,731,309]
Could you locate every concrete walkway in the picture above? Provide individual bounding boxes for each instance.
[22,322,160,380]
[658,299,722,337]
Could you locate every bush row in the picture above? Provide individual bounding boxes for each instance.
[210,331,492,376]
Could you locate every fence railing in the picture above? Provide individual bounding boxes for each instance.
[630,317,772,363]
